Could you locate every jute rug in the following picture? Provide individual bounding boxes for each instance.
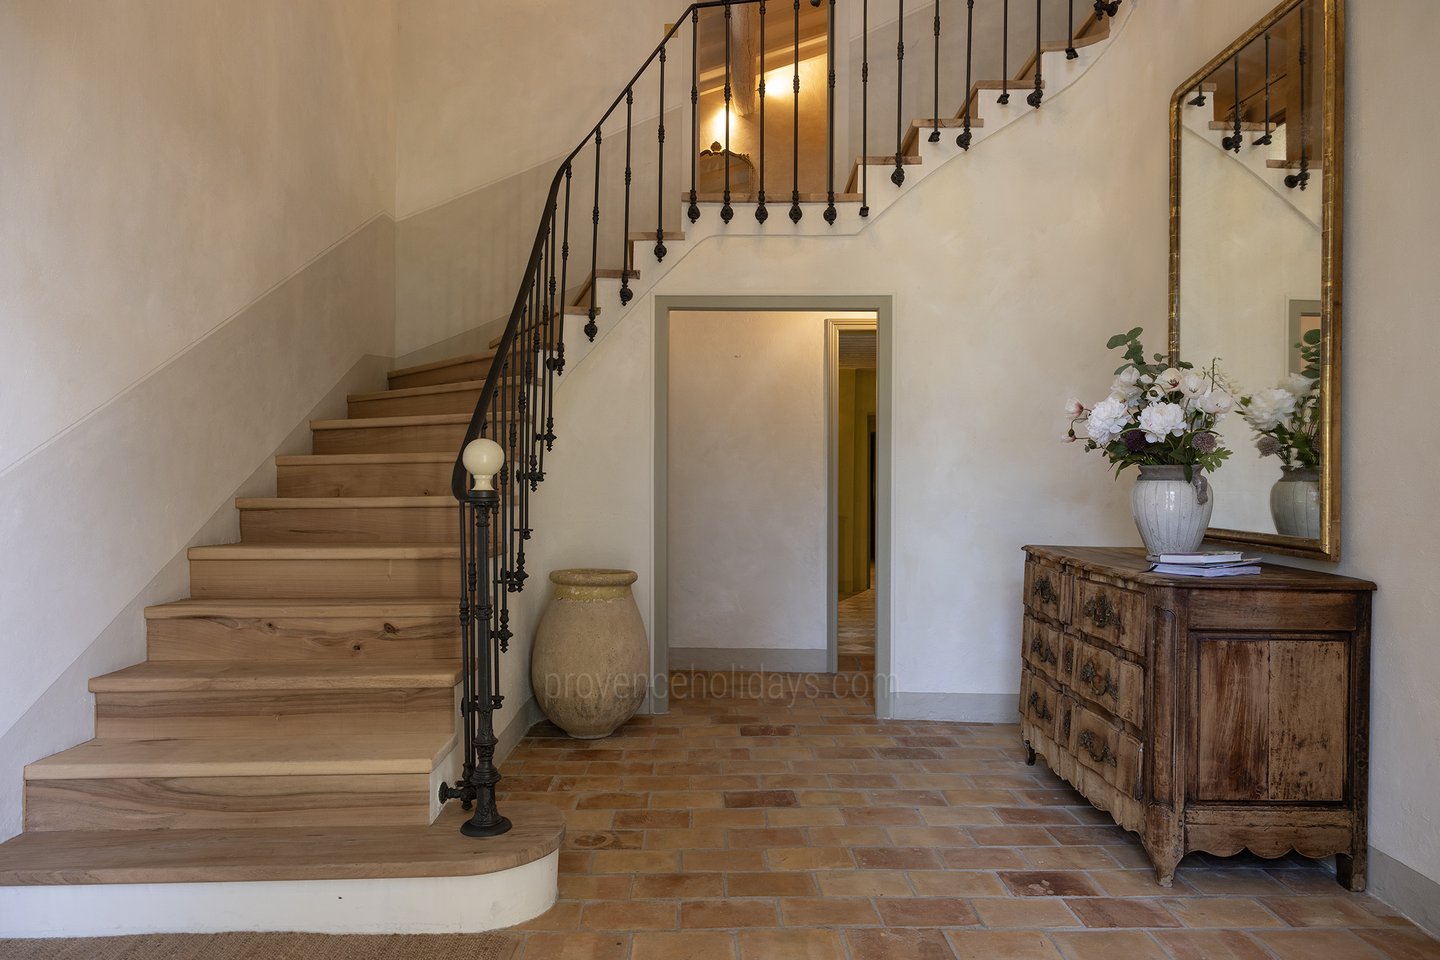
[0,932,518,960]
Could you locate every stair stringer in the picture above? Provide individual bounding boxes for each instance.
[547,0,1137,376]
[519,0,1159,717]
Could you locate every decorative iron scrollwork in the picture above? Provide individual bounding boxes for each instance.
[1032,576,1058,605]
[1078,730,1118,767]
[1079,660,1119,701]
[1027,691,1054,722]
[1029,634,1057,666]
[1082,593,1122,630]
[1062,707,1072,741]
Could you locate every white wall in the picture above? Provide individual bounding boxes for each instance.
[0,0,398,840]
[667,311,830,668]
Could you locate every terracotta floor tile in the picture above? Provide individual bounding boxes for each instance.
[922,806,1002,826]
[1261,896,1391,928]
[999,871,1101,898]
[631,872,726,899]
[945,930,1064,960]
[1180,867,1291,896]
[614,809,691,829]
[1153,930,1277,960]
[737,929,846,960]
[567,830,644,851]
[876,897,980,927]
[971,898,1081,929]
[1065,897,1180,928]
[726,827,807,847]
[766,846,855,871]
[651,790,726,809]
[805,825,890,847]
[996,806,1081,825]
[645,828,727,850]
[559,875,633,901]
[580,900,678,931]
[574,791,649,810]
[680,899,780,929]
[779,896,882,926]
[1161,896,1286,928]
[1258,930,1389,959]
[1087,869,1195,897]
[1047,826,1131,846]
[888,826,978,847]
[589,850,680,874]
[516,901,585,931]
[854,846,941,870]
[563,810,618,830]
[970,826,1060,846]
[845,927,958,960]
[631,931,737,960]
[939,847,1032,870]
[908,869,1007,897]
[815,869,913,897]
[765,807,845,827]
[1022,846,1123,870]
[693,808,767,828]
[842,806,923,826]
[1048,931,1170,960]
[726,872,819,898]
[1354,927,1440,960]
[682,849,768,872]
[519,933,631,960]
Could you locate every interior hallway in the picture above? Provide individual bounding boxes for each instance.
[494,686,1433,960]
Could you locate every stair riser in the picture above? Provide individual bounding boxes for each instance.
[349,389,481,419]
[147,613,458,661]
[276,460,452,498]
[189,557,459,600]
[388,359,492,391]
[239,506,459,544]
[311,422,467,456]
[94,687,455,739]
[24,774,431,831]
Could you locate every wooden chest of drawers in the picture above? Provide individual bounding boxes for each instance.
[1019,545,1376,888]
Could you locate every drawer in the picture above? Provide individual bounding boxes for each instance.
[1020,669,1059,741]
[1073,578,1147,656]
[1022,616,1063,682]
[1024,558,1070,622]
[1072,705,1144,800]
[1071,636,1145,728]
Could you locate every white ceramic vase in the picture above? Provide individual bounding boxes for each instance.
[1130,465,1214,556]
[532,569,649,740]
[1270,466,1321,538]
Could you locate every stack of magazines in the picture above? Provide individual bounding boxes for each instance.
[1148,551,1262,577]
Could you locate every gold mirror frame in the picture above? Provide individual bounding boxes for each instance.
[1168,0,1345,560]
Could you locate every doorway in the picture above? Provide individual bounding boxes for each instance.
[830,321,878,679]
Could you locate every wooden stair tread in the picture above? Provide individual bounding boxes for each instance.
[236,496,455,510]
[24,733,457,780]
[90,660,461,693]
[387,351,496,381]
[189,544,459,561]
[275,452,452,466]
[145,598,455,619]
[682,192,865,203]
[0,802,563,885]
[349,380,489,404]
[310,412,471,431]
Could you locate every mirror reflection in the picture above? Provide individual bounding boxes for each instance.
[1174,0,1332,547]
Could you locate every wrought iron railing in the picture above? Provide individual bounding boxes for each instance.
[438,0,1122,837]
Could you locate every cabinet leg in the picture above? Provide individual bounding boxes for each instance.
[1337,849,1367,891]
[1024,741,1037,766]
[1151,850,1182,888]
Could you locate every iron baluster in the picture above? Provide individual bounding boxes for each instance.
[892,0,905,186]
[958,0,975,149]
[790,0,803,223]
[1254,32,1274,147]
[1027,0,1044,108]
[999,0,1011,104]
[929,0,941,143]
[1188,83,1208,107]
[555,165,571,377]
[1285,2,1311,191]
[689,9,701,222]
[722,1,735,223]
[587,128,601,341]
[656,46,669,260]
[756,0,769,223]
[1094,0,1119,19]
[824,0,837,224]
[1222,55,1243,152]
[541,208,558,460]
[1066,0,1078,59]
[860,0,870,216]
[620,88,635,303]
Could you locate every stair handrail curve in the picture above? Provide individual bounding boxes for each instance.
[439,0,1125,838]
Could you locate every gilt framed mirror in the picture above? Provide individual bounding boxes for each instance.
[1169,0,1344,560]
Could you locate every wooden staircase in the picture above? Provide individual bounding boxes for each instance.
[0,348,562,911]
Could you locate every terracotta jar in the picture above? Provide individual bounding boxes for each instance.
[532,569,649,739]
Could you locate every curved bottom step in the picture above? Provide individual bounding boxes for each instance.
[0,802,562,937]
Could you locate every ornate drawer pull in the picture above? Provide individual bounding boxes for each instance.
[1027,691,1053,722]
[1063,648,1075,673]
[1078,730,1119,767]
[1079,661,1119,701]
[1082,593,1123,631]
[1032,576,1059,605]
[1062,708,1072,740]
[1029,635,1057,665]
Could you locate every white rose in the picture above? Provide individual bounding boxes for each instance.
[1139,402,1188,443]
[1117,367,1141,386]
[1155,368,1185,392]
[1194,389,1234,416]
[1282,372,1315,397]
[1180,372,1206,397]
[1064,398,1085,418]
[1244,388,1298,431]
[1085,397,1131,445]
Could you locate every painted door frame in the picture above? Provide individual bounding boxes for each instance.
[652,295,895,718]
